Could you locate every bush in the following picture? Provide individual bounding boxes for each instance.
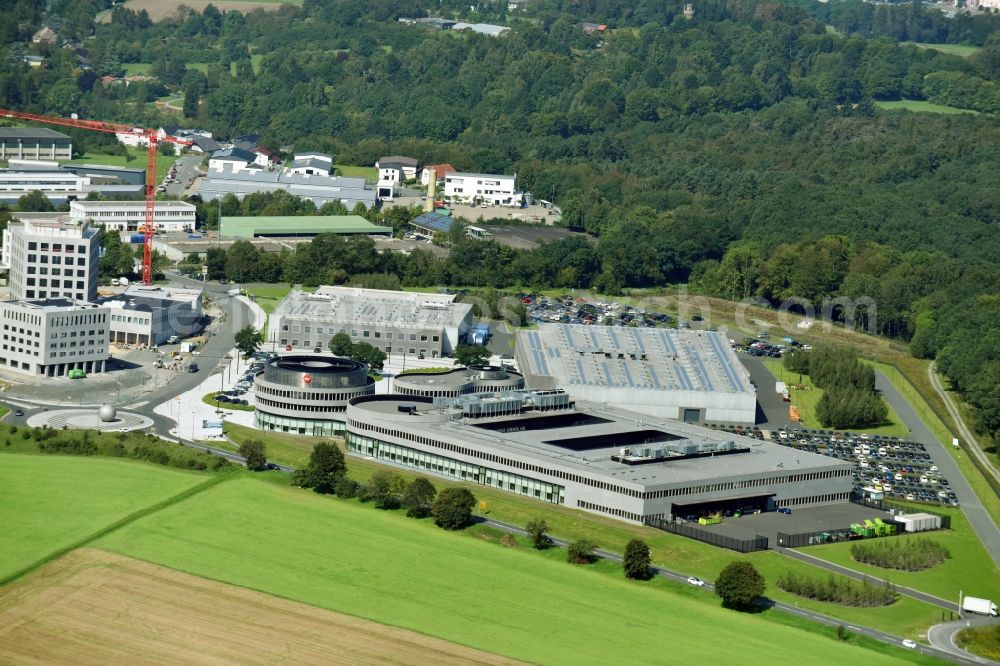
[294,442,347,494]
[238,440,267,471]
[401,477,436,518]
[334,477,360,499]
[623,539,651,580]
[715,561,765,610]
[432,487,476,530]
[776,571,898,607]
[850,538,950,571]
[567,538,598,564]
[359,471,404,509]
[525,518,551,549]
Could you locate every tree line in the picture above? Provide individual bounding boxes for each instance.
[784,345,889,430]
[776,571,898,607]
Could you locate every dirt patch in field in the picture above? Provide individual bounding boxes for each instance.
[0,548,522,666]
[107,0,297,22]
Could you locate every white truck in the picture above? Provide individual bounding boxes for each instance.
[962,596,998,616]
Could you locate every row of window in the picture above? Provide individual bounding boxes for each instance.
[25,279,85,289]
[24,290,87,300]
[281,324,439,344]
[25,254,88,265]
[255,396,348,413]
[347,434,565,505]
[256,384,371,402]
[255,411,347,436]
[26,242,87,253]
[576,500,642,522]
[281,339,434,356]
[642,469,852,500]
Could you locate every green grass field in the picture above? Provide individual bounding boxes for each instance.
[221,424,942,639]
[0,454,207,582]
[762,359,908,437]
[875,100,979,115]
[202,392,254,412]
[63,152,178,184]
[806,506,1000,604]
[95,476,922,665]
[957,624,1000,662]
[244,284,313,314]
[904,42,981,58]
[334,164,378,180]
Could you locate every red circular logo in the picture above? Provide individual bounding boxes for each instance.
[303,374,312,384]
[286,344,292,351]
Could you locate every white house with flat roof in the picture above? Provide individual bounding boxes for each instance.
[69,200,196,233]
[444,172,520,206]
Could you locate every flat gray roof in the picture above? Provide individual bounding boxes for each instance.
[274,286,472,330]
[0,128,71,140]
[518,324,754,396]
[349,396,849,490]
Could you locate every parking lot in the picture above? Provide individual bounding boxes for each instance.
[524,294,673,328]
[209,352,271,407]
[771,428,958,508]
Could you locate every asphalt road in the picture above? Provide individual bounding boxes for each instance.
[927,617,998,665]
[739,355,793,428]
[929,362,1000,487]
[164,155,202,197]
[876,371,1000,568]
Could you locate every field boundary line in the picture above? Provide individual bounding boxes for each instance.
[0,468,236,587]
[929,362,1000,486]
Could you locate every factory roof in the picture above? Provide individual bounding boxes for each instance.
[517,324,754,396]
[196,169,374,203]
[289,157,332,172]
[0,128,71,140]
[220,215,391,238]
[273,286,472,330]
[348,393,848,490]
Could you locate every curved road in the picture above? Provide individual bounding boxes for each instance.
[928,362,1000,487]
[928,617,998,665]
[875,371,1000,566]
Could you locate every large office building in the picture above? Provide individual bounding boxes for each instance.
[268,286,474,358]
[345,390,853,524]
[0,298,109,377]
[254,354,375,435]
[516,324,757,427]
[99,285,204,346]
[0,128,72,161]
[69,200,196,233]
[1,214,100,302]
[444,172,520,206]
[196,169,377,210]
[392,365,524,398]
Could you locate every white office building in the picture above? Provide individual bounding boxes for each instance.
[69,200,196,233]
[1,214,100,302]
[0,169,89,201]
[268,286,473,358]
[444,172,521,206]
[0,298,109,377]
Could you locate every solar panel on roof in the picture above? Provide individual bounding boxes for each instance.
[648,366,664,389]
[588,328,599,349]
[687,346,713,391]
[707,333,745,392]
[622,364,636,387]
[575,359,586,385]
[601,362,613,385]
[609,327,620,350]
[547,346,561,358]
[675,365,693,391]
[659,330,676,355]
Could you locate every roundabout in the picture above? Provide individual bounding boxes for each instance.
[27,408,154,432]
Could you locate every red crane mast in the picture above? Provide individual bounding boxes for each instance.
[0,108,192,286]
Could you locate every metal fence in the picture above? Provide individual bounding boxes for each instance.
[645,517,769,553]
[776,521,907,549]
[850,492,952,529]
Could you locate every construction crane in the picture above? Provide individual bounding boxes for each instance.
[0,108,192,285]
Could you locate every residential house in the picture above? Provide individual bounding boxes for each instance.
[420,163,456,186]
[287,152,333,175]
[375,156,418,180]
[32,26,58,45]
[208,147,260,174]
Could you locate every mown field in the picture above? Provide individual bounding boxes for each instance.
[875,100,979,115]
[116,0,301,23]
[762,357,909,437]
[199,423,953,641]
[904,43,981,57]
[95,475,925,665]
[805,506,1000,604]
[0,453,207,582]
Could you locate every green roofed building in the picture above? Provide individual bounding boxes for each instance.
[221,215,392,239]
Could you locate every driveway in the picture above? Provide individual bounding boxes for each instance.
[927,617,997,665]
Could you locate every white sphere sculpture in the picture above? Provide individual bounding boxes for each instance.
[98,404,117,422]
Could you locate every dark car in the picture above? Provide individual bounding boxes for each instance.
[187,363,199,373]
[14,409,24,416]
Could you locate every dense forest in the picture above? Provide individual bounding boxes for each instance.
[0,0,997,441]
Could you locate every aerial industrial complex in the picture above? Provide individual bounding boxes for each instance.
[345,390,853,523]
[268,286,474,358]
[516,324,757,427]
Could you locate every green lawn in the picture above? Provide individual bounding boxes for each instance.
[63,152,178,185]
[875,100,979,115]
[96,475,923,665]
[222,423,942,639]
[0,453,207,582]
[334,164,378,180]
[957,624,1000,662]
[904,42,981,58]
[762,359,908,437]
[244,284,313,314]
[202,392,254,412]
[806,506,1000,604]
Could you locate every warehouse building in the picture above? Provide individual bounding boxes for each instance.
[69,200,196,233]
[345,391,853,524]
[516,324,757,427]
[0,298,109,377]
[0,161,143,203]
[220,215,391,239]
[254,354,375,435]
[196,169,377,209]
[99,285,204,346]
[1,214,100,302]
[392,364,524,397]
[0,128,72,161]
[268,286,473,358]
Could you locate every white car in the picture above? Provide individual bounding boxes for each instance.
[687,577,706,587]
[902,639,917,649]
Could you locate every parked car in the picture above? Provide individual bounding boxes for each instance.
[686,577,706,587]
